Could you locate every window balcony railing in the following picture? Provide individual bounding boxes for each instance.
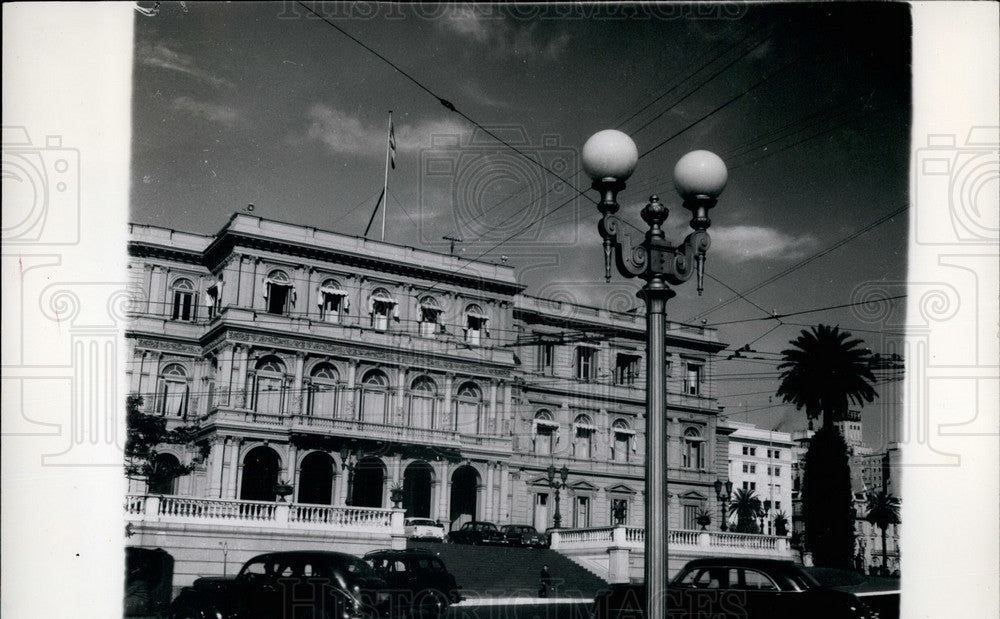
[550,525,791,557]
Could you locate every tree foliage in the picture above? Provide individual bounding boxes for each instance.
[802,425,855,568]
[776,324,878,428]
[125,394,205,491]
[728,488,763,534]
[865,490,901,574]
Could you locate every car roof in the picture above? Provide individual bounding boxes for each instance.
[680,558,800,570]
[364,548,439,558]
[246,551,359,563]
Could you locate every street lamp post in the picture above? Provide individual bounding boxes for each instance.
[714,479,734,532]
[582,129,727,618]
[547,464,570,529]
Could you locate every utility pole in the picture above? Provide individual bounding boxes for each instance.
[442,236,462,255]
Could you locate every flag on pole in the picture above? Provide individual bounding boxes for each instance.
[388,118,396,169]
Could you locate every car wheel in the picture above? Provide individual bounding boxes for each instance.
[413,590,447,619]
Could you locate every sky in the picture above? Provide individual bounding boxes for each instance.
[130,2,912,448]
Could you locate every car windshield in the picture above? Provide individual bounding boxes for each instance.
[407,519,437,526]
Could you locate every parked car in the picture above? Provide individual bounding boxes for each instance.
[168,551,389,619]
[447,521,505,545]
[125,547,174,618]
[500,524,548,548]
[364,548,462,618]
[404,517,446,542]
[590,558,879,619]
[803,566,900,619]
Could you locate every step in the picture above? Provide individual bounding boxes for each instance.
[407,541,608,599]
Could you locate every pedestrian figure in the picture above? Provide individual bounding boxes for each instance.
[539,564,552,598]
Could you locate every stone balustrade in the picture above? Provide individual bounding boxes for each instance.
[551,525,793,583]
[126,494,404,535]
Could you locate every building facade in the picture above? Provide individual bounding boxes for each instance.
[125,214,732,582]
[723,421,794,535]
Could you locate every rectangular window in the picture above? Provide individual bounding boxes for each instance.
[574,426,594,459]
[419,307,441,337]
[774,466,781,476]
[775,501,782,511]
[773,449,780,459]
[206,285,221,319]
[172,290,194,321]
[537,342,554,374]
[749,464,756,474]
[466,315,486,345]
[683,505,699,530]
[267,284,290,315]
[535,425,555,456]
[749,447,757,456]
[613,431,631,463]
[742,446,749,455]
[615,354,641,386]
[684,363,702,395]
[576,347,597,381]
[321,293,343,323]
[742,463,749,473]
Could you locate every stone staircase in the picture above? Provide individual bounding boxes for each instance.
[407,541,609,599]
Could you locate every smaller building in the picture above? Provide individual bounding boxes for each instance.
[722,421,794,535]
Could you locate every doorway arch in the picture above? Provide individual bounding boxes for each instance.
[403,461,434,518]
[351,456,386,508]
[449,465,479,525]
[298,452,335,505]
[240,446,281,501]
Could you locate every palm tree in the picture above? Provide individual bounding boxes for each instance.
[865,491,901,575]
[728,488,763,534]
[776,324,878,429]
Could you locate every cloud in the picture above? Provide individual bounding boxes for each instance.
[709,225,819,261]
[171,96,241,127]
[298,105,470,155]
[137,41,234,89]
[438,6,570,60]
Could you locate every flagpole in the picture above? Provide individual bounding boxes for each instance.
[381,110,392,241]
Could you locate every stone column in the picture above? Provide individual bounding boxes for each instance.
[293,353,305,416]
[235,345,250,408]
[437,461,450,525]
[484,463,495,519]
[488,381,498,434]
[346,360,358,418]
[207,437,226,498]
[443,373,454,431]
[225,438,242,499]
[498,463,510,522]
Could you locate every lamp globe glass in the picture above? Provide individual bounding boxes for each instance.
[673,150,728,199]
[582,129,639,182]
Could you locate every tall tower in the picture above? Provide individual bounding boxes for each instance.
[830,409,864,454]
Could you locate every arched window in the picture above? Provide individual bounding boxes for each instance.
[408,376,438,429]
[308,363,340,418]
[682,427,706,469]
[454,381,483,434]
[156,363,189,417]
[611,419,633,463]
[534,409,558,456]
[318,279,348,323]
[264,270,293,315]
[418,296,442,338]
[252,356,286,416]
[171,278,195,321]
[573,414,595,459]
[148,453,182,495]
[359,369,389,423]
[368,288,398,331]
[464,304,488,346]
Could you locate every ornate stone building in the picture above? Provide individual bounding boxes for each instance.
[125,214,730,584]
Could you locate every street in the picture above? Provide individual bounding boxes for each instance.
[447,600,592,619]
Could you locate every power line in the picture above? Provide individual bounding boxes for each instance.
[705,294,907,326]
[687,203,909,322]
